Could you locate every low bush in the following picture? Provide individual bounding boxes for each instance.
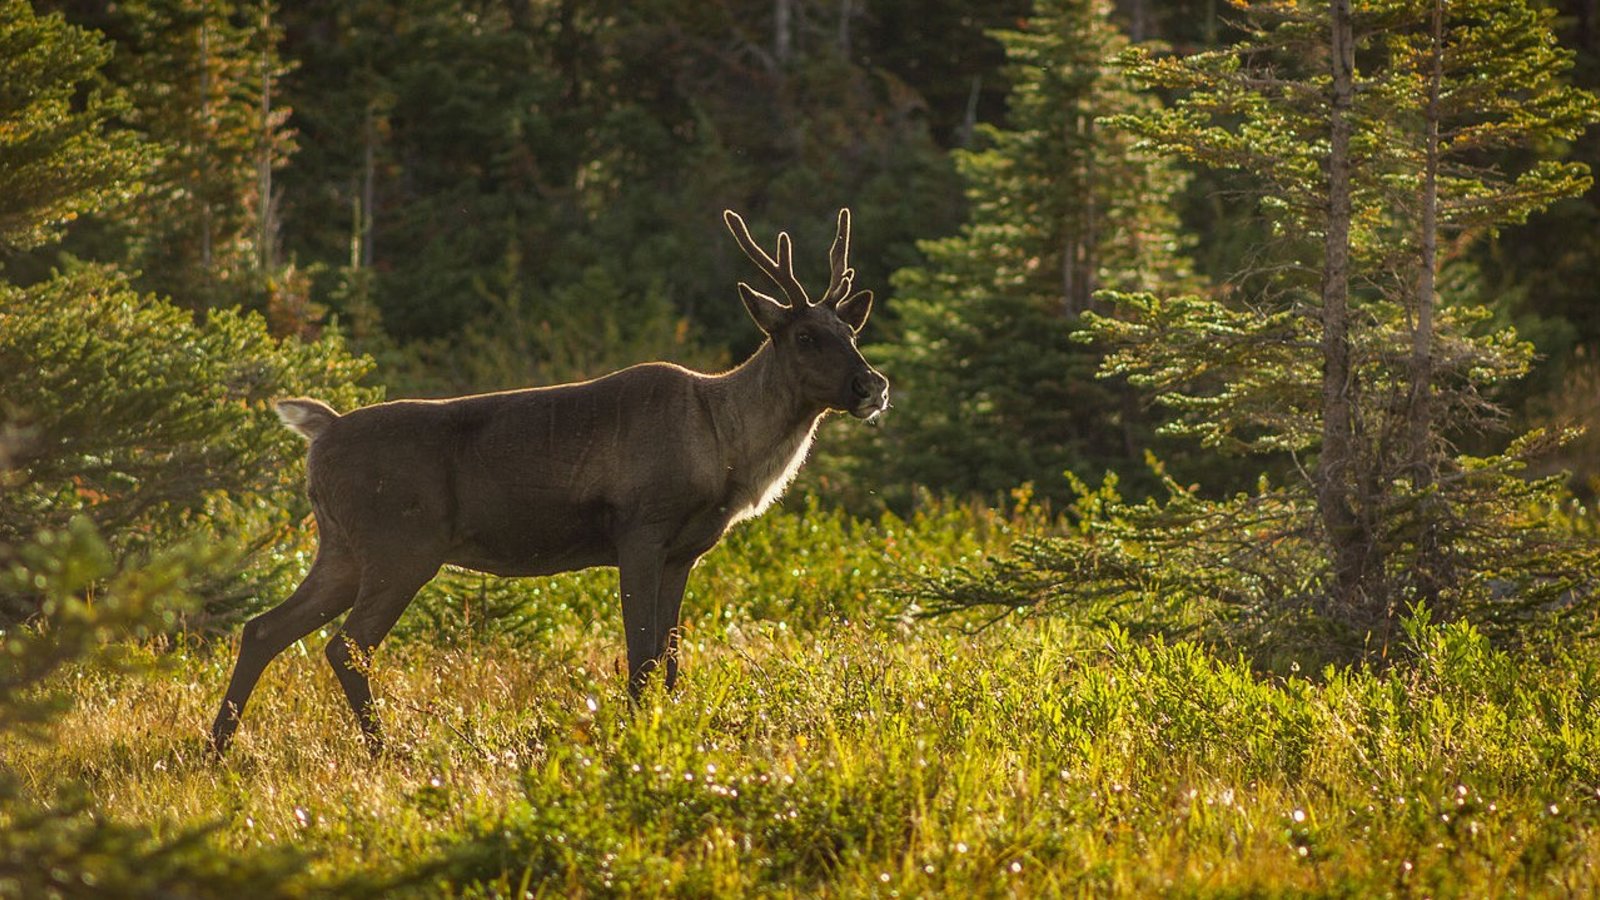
[0,264,378,626]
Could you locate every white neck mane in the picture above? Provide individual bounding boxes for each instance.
[728,415,820,524]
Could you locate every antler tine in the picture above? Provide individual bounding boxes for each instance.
[723,210,809,307]
[817,208,854,308]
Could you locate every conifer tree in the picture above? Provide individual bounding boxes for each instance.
[1,0,375,626]
[0,0,147,256]
[48,0,297,311]
[851,0,1193,507]
[1106,0,1595,623]
[1374,0,1600,599]
[919,0,1600,648]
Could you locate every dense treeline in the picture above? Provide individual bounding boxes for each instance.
[1,0,1597,655]
[10,0,1600,489]
[24,0,1023,367]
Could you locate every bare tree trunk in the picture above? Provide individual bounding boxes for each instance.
[1083,112,1097,311]
[1061,223,1076,315]
[1063,111,1093,315]
[838,0,854,54]
[1410,0,1441,454]
[256,3,275,271]
[1409,0,1444,601]
[1127,0,1149,42]
[958,75,982,148]
[776,0,793,66]
[1317,0,1370,620]
[349,194,362,270]
[360,100,376,269]
[1060,110,1098,315]
[199,13,214,273]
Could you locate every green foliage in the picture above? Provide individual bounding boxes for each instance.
[1045,0,1600,639]
[0,263,376,623]
[376,262,725,398]
[6,2,1600,893]
[859,0,1031,146]
[844,0,1196,509]
[399,494,1031,645]
[1486,0,1600,469]
[1376,0,1598,228]
[3,518,155,734]
[271,0,960,351]
[420,615,1599,894]
[12,571,1600,894]
[0,0,148,256]
[39,0,297,312]
[0,520,309,899]
[6,498,1600,896]
[901,452,1600,658]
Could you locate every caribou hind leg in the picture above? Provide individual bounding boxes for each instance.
[211,547,360,754]
[324,560,440,755]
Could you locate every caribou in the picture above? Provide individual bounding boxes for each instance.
[210,208,889,754]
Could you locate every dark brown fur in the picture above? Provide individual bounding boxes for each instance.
[210,209,888,754]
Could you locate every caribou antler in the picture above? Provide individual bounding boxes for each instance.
[723,208,859,308]
[817,208,856,309]
[723,210,809,308]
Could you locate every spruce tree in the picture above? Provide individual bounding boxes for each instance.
[0,0,148,256]
[42,0,297,312]
[913,0,1600,650]
[1375,0,1600,600]
[850,0,1192,508]
[1099,0,1597,629]
[1,0,376,625]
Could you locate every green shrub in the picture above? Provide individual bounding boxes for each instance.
[0,519,310,898]
[9,511,1600,895]
[0,264,378,625]
[372,264,725,399]
[898,460,1600,665]
[392,614,1600,896]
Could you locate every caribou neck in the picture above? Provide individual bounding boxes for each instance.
[710,342,824,474]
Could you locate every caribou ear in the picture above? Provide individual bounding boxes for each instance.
[836,289,874,333]
[738,282,790,335]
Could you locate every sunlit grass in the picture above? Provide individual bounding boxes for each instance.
[12,613,1600,897]
[9,501,1600,895]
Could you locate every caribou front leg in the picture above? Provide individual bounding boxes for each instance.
[618,539,668,698]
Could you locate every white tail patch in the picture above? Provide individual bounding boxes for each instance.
[274,398,339,441]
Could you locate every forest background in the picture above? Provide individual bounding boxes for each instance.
[10,0,1600,501]
[7,0,1600,894]
[10,0,1600,508]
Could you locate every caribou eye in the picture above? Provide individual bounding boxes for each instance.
[795,330,815,346]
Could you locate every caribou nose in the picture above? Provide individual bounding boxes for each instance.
[851,374,874,400]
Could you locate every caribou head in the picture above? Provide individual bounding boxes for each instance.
[724,209,890,422]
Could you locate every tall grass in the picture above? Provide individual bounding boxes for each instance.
[7,501,1600,896]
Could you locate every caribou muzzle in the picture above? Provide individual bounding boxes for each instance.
[848,369,890,421]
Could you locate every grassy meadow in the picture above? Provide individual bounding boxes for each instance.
[9,500,1600,897]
